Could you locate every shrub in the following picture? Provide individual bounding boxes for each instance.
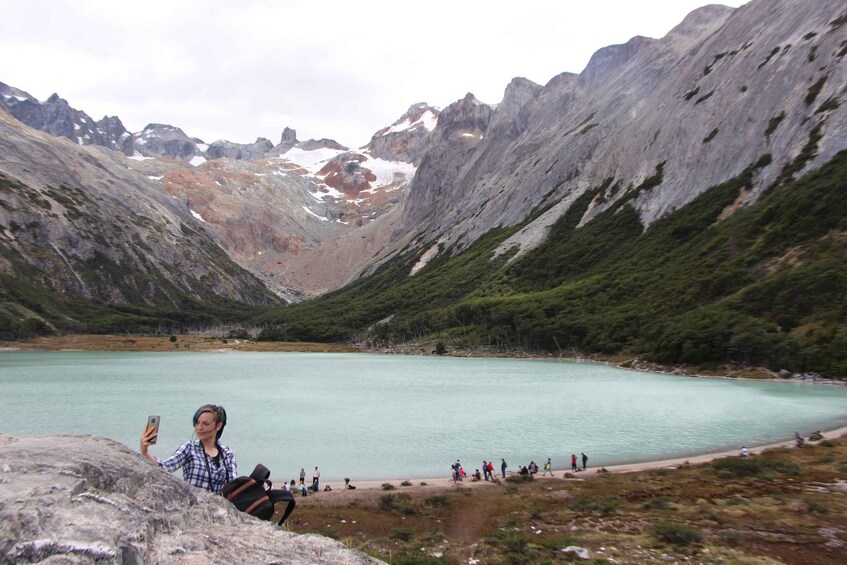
[435,341,447,355]
[389,527,415,541]
[719,531,744,547]
[391,555,444,565]
[400,480,413,486]
[805,498,830,515]
[570,494,619,516]
[378,493,417,515]
[169,335,177,343]
[424,495,449,508]
[650,521,704,546]
[711,456,801,478]
[643,497,673,510]
[505,473,534,484]
[381,483,395,490]
[765,112,785,138]
[805,76,827,105]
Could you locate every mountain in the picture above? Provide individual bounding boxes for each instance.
[2,0,846,376]
[1,82,133,154]
[0,107,279,338]
[254,0,847,377]
[395,0,847,264]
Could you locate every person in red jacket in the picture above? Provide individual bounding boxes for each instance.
[571,453,578,472]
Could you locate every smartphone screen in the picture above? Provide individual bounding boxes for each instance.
[147,415,160,444]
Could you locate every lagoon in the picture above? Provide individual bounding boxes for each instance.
[2,351,846,483]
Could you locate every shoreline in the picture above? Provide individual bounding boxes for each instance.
[3,334,843,386]
[294,424,847,494]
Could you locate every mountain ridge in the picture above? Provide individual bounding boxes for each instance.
[1,0,846,377]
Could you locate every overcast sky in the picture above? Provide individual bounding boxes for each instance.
[1,0,749,148]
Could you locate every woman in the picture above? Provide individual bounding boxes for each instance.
[140,404,238,494]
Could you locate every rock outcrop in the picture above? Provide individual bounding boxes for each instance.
[0,434,381,564]
[206,137,274,161]
[0,109,278,309]
[133,124,204,162]
[399,93,493,232]
[0,82,134,155]
[364,103,440,165]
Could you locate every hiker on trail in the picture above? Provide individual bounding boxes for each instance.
[581,452,588,471]
[571,454,578,472]
[740,446,750,457]
[140,403,237,495]
[501,458,508,478]
[312,467,320,491]
[300,467,306,484]
[482,460,489,480]
[528,461,538,474]
[543,458,553,476]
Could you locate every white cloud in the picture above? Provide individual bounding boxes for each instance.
[0,0,750,147]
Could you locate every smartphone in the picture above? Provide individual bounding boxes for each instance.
[146,415,160,444]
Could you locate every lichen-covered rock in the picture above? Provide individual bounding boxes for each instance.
[0,434,382,564]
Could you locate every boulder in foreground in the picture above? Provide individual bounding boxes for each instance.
[0,433,381,564]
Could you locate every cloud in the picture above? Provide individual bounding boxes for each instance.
[0,0,749,147]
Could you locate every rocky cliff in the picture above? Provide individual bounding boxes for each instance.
[3,0,845,313]
[1,82,133,155]
[0,108,277,320]
[398,0,847,264]
[364,103,440,165]
[0,434,380,564]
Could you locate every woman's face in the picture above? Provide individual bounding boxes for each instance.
[194,410,221,441]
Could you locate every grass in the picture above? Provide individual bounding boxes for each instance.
[286,438,847,564]
[650,521,704,546]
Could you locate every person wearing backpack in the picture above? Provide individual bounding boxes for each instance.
[140,404,237,494]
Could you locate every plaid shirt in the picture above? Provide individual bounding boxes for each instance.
[158,440,238,494]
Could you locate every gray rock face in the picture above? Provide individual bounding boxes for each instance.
[280,126,297,144]
[0,434,382,564]
[398,0,847,261]
[134,123,202,161]
[270,127,299,156]
[0,82,134,155]
[365,102,440,165]
[296,138,348,152]
[398,93,493,232]
[0,109,277,307]
[206,137,274,160]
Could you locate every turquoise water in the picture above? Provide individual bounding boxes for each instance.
[2,351,846,484]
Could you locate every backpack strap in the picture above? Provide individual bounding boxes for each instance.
[225,478,258,500]
[268,489,296,525]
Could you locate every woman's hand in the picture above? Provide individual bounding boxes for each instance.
[140,427,158,463]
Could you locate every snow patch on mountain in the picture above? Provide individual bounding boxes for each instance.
[381,109,438,136]
[359,157,416,191]
[278,147,347,174]
[302,205,329,221]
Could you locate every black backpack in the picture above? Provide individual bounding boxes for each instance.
[222,464,296,525]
